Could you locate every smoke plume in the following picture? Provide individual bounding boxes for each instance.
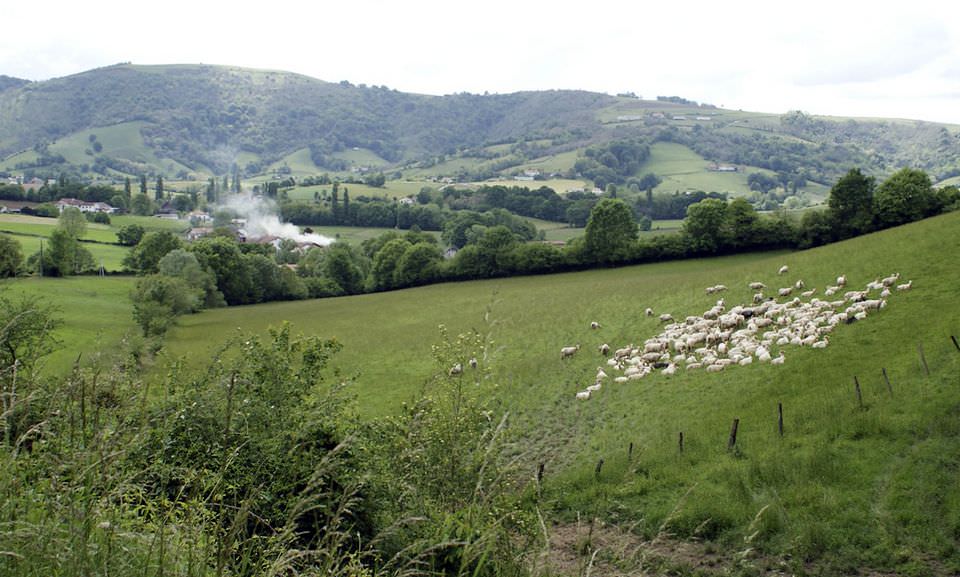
[218,192,335,246]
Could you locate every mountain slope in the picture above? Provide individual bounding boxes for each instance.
[1,63,959,189]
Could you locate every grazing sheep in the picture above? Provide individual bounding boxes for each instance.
[645,307,654,317]
[576,390,591,400]
[778,287,793,297]
[778,265,789,275]
[590,321,602,330]
[586,382,602,393]
[749,281,766,290]
[469,357,478,369]
[659,313,674,323]
[662,363,677,375]
[880,287,891,298]
[599,343,611,356]
[771,352,786,365]
[794,279,805,290]
[896,280,913,291]
[837,275,847,287]
[706,363,725,373]
[560,345,581,359]
[800,289,816,298]
[881,273,901,287]
[449,363,463,376]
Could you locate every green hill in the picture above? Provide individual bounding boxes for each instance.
[2,64,959,200]
[149,210,956,573]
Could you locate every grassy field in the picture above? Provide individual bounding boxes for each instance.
[285,180,427,201]
[0,275,138,374]
[156,211,960,572]
[6,210,958,571]
[0,213,194,272]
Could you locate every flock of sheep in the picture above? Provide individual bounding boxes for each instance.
[567,266,913,400]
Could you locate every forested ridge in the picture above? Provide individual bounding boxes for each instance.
[2,64,960,185]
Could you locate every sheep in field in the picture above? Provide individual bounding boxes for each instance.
[590,321,602,330]
[560,345,581,359]
[778,265,789,275]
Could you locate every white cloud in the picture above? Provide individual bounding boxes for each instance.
[2,0,960,123]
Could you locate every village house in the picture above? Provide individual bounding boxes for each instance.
[55,197,117,214]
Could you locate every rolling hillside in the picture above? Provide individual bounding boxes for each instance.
[150,210,957,573]
[2,63,960,199]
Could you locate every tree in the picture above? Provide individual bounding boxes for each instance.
[131,194,154,216]
[131,274,200,336]
[124,177,132,200]
[828,168,875,239]
[0,294,60,381]
[155,176,164,201]
[124,230,183,274]
[323,244,365,295]
[747,172,778,194]
[394,242,442,287]
[157,249,225,308]
[139,174,148,194]
[116,224,146,246]
[370,238,411,290]
[683,198,729,253]
[0,234,23,277]
[874,168,938,228]
[722,197,759,249]
[188,236,254,305]
[37,228,95,276]
[583,198,638,263]
[638,173,661,205]
[57,207,87,240]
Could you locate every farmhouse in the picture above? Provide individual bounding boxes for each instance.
[55,197,117,214]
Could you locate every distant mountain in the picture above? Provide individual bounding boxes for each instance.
[0,75,29,93]
[1,63,958,188]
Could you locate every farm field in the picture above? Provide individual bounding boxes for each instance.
[158,211,960,572]
[5,210,960,572]
[284,180,427,201]
[0,275,138,374]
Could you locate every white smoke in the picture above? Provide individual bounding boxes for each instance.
[217,192,335,246]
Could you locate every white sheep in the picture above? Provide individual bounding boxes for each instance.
[778,265,789,275]
[590,321,602,330]
[469,357,478,369]
[771,352,786,365]
[449,363,462,376]
[560,345,581,359]
[837,275,847,287]
[794,279,805,290]
[881,273,901,287]
[778,287,793,297]
[599,343,611,356]
[645,307,654,317]
[659,313,674,323]
[896,280,913,291]
[576,390,591,400]
[749,281,766,290]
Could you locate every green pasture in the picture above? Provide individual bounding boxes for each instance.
[531,217,683,243]
[5,234,129,273]
[285,180,427,202]
[297,225,440,245]
[162,211,960,570]
[332,147,390,167]
[0,214,118,242]
[0,275,138,374]
[109,214,192,233]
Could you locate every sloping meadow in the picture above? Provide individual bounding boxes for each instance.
[163,210,960,572]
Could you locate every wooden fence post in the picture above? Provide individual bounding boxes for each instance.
[678,432,684,453]
[854,376,864,409]
[628,441,634,460]
[918,343,930,376]
[951,335,960,352]
[882,368,893,397]
[537,462,544,487]
[594,459,604,479]
[778,402,784,437]
[727,418,739,450]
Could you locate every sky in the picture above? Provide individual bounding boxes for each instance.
[3,0,960,123]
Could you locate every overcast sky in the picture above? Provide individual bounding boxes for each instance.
[3,0,959,123]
